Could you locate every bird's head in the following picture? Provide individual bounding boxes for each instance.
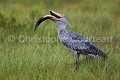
[34,10,71,31]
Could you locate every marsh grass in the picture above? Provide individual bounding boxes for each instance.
[0,0,120,80]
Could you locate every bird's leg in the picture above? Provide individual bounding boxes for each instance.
[76,54,80,69]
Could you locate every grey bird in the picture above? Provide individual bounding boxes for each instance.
[34,10,108,68]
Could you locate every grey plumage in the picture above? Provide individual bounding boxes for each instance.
[59,30,107,59]
[35,10,108,69]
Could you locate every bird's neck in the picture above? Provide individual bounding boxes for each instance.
[58,28,66,35]
[55,22,67,30]
[58,27,66,32]
[57,26,66,29]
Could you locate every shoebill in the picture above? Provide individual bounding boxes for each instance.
[34,10,108,69]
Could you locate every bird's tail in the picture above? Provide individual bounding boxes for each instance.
[98,50,108,60]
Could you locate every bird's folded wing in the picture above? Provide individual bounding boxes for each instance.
[62,40,95,54]
[62,30,102,55]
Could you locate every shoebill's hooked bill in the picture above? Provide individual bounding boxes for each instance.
[34,10,63,31]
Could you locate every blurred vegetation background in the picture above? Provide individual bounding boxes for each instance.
[0,0,120,80]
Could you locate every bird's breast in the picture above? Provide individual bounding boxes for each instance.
[58,29,71,42]
[59,34,67,41]
[58,33,71,43]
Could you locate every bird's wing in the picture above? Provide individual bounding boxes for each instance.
[62,30,107,59]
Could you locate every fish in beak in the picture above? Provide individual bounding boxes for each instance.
[34,10,63,31]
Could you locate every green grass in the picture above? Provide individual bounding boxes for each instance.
[0,0,120,80]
